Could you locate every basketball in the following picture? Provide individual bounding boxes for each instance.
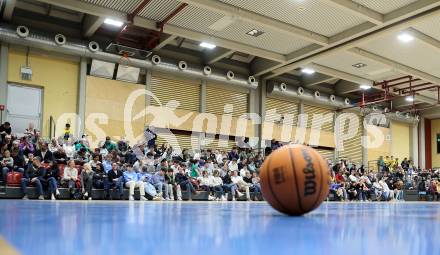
[260,144,330,216]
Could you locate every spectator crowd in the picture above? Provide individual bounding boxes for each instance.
[1,121,438,202]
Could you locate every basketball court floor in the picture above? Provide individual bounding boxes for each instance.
[0,201,439,255]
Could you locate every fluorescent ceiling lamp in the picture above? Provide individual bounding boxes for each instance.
[199,42,216,49]
[405,95,415,102]
[104,18,124,27]
[397,32,414,43]
[301,68,315,74]
[360,84,372,90]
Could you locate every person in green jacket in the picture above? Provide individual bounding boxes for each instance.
[190,159,200,178]
[103,136,117,152]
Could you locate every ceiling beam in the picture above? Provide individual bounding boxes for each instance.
[393,94,437,108]
[260,0,440,77]
[348,48,440,85]
[407,27,440,51]
[205,48,235,65]
[178,0,329,46]
[335,80,362,94]
[323,0,383,25]
[2,0,16,20]
[82,14,104,38]
[302,73,338,87]
[152,34,177,51]
[32,0,286,63]
[309,63,374,85]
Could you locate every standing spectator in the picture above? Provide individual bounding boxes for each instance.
[81,163,94,200]
[123,165,147,201]
[0,122,12,142]
[165,168,180,200]
[106,163,124,200]
[63,123,71,140]
[44,162,60,200]
[21,157,46,200]
[61,160,78,199]
[228,147,239,161]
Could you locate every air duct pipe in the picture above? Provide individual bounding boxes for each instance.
[0,25,257,89]
[267,81,351,108]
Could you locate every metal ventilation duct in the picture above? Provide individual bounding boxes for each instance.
[0,26,257,89]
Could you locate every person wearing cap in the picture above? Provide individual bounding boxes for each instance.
[21,157,46,200]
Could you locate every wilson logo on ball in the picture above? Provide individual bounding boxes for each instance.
[273,167,286,184]
[302,149,317,196]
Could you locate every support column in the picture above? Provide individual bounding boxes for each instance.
[145,69,152,106]
[419,117,426,169]
[200,80,206,113]
[0,43,8,124]
[362,123,368,168]
[259,79,267,150]
[410,122,419,167]
[77,57,87,136]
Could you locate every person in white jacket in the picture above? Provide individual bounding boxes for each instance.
[231,170,251,201]
[197,170,215,200]
[210,170,225,201]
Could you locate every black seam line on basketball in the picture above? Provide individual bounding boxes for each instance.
[266,156,289,214]
[310,150,324,210]
[288,147,305,214]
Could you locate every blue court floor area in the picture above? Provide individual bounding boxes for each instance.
[0,201,439,255]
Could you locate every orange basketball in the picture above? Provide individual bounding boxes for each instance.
[260,144,330,216]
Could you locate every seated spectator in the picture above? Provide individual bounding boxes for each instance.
[175,167,198,201]
[92,163,107,190]
[197,170,212,192]
[81,163,94,200]
[222,170,241,201]
[231,170,251,201]
[48,138,60,153]
[63,140,75,159]
[1,150,14,182]
[394,179,404,201]
[150,168,169,200]
[21,157,46,200]
[44,162,60,200]
[0,135,12,154]
[90,154,101,170]
[34,143,54,163]
[379,177,394,201]
[123,165,146,201]
[244,171,261,200]
[139,166,162,201]
[102,136,117,152]
[10,146,25,173]
[19,137,34,155]
[53,148,67,164]
[228,158,239,172]
[210,170,225,201]
[106,163,124,200]
[61,160,78,199]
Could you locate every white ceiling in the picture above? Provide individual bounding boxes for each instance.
[352,0,418,14]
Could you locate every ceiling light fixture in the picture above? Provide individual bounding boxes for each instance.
[352,63,367,68]
[301,68,315,75]
[360,84,372,90]
[199,42,216,49]
[246,29,265,37]
[405,95,415,102]
[397,32,414,43]
[104,18,124,27]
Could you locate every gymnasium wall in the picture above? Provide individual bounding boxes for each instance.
[390,121,411,161]
[366,125,391,171]
[431,119,440,168]
[7,47,79,137]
